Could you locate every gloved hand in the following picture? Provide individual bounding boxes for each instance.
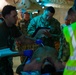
[23,50,33,58]
[35,39,43,45]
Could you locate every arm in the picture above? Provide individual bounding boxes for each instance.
[42,20,61,39]
[50,19,61,39]
[15,34,35,45]
[27,18,36,36]
[46,57,65,70]
[13,25,35,45]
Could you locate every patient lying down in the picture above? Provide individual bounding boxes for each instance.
[23,46,64,73]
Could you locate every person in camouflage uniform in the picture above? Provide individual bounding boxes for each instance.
[27,6,61,50]
[58,17,70,62]
[17,12,39,63]
[18,12,30,35]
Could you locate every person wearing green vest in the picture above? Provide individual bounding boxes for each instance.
[63,7,76,75]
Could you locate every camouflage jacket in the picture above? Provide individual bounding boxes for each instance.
[18,19,30,35]
[58,24,70,62]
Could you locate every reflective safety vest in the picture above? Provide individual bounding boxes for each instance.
[63,22,76,75]
[68,26,76,60]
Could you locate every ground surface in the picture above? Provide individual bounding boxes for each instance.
[13,57,21,75]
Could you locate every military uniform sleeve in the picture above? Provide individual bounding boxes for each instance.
[54,20,61,36]
[63,26,70,42]
[27,18,36,36]
[50,19,61,41]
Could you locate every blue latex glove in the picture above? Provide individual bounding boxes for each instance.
[35,39,43,44]
[23,50,33,58]
[35,39,44,47]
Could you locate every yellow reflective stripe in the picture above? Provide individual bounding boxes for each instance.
[65,66,76,71]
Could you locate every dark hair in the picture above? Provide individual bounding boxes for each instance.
[45,6,55,14]
[24,12,30,15]
[2,5,16,18]
[68,7,76,15]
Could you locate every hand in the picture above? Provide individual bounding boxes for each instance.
[46,57,64,70]
[23,50,33,57]
[43,30,51,37]
[35,39,43,44]
[18,50,33,57]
